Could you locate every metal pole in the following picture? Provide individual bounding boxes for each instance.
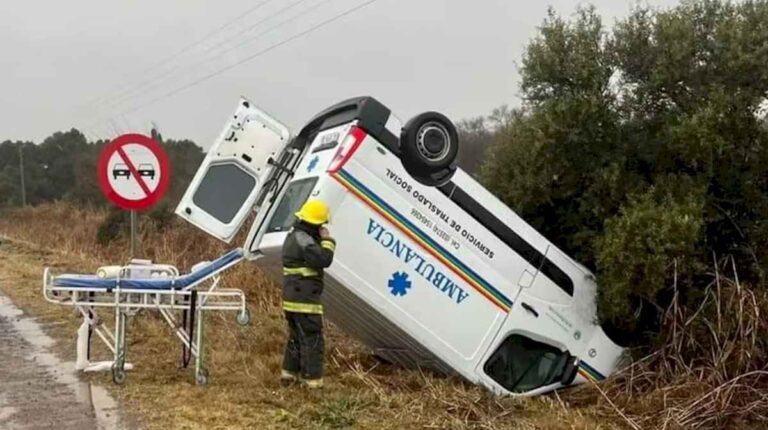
[130,210,137,258]
[18,143,26,207]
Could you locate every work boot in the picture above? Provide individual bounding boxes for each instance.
[280,369,299,385]
[302,378,324,389]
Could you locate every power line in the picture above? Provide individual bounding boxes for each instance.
[89,0,379,128]
[99,0,332,114]
[120,114,134,132]
[108,119,123,138]
[77,0,276,113]
[82,128,103,142]
[96,0,318,114]
[198,0,316,58]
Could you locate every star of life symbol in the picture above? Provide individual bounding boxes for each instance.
[388,272,412,297]
[307,155,319,173]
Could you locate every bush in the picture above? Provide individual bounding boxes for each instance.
[480,1,768,336]
[147,202,175,231]
[596,179,705,332]
[96,209,129,245]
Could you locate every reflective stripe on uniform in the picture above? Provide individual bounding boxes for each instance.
[321,240,336,252]
[282,301,324,314]
[283,267,320,277]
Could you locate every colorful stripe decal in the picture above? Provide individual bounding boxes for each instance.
[332,169,513,312]
[577,361,606,382]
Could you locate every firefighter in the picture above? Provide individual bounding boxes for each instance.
[280,199,335,388]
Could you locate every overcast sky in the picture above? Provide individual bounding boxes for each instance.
[0,0,679,148]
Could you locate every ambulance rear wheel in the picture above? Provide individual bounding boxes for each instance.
[400,112,459,176]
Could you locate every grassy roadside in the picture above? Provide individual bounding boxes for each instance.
[0,203,623,429]
[5,202,768,429]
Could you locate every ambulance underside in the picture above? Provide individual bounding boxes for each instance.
[256,251,458,378]
[255,250,453,374]
[326,276,453,372]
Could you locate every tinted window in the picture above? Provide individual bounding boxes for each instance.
[193,163,256,224]
[267,177,319,232]
[483,335,568,393]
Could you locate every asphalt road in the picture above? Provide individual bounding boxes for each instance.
[0,294,124,430]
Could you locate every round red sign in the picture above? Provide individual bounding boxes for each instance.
[97,133,170,210]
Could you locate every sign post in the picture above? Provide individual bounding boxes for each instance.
[98,133,170,257]
[130,210,137,257]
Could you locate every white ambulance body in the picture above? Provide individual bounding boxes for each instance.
[176,97,625,395]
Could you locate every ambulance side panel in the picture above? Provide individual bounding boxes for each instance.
[316,134,535,377]
[439,172,624,392]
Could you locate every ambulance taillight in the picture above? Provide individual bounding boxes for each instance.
[327,126,367,173]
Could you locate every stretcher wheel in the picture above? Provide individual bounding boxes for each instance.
[196,368,209,386]
[236,309,251,326]
[112,366,127,385]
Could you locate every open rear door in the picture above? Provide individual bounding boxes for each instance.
[175,98,291,243]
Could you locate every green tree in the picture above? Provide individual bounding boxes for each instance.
[162,138,205,205]
[35,129,91,202]
[481,1,768,334]
[455,106,515,178]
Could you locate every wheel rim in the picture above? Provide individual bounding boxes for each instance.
[415,122,451,163]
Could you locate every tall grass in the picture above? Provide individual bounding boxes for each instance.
[0,202,278,308]
[1,202,767,429]
[600,259,768,429]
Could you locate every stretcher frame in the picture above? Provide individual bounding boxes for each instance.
[42,253,250,385]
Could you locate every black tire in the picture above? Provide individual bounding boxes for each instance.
[400,112,459,175]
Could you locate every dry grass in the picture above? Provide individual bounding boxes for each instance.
[595,259,768,429]
[1,202,766,429]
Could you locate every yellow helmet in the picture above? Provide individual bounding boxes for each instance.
[295,199,330,225]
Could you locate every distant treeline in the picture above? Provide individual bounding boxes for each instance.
[0,122,500,210]
[0,130,204,209]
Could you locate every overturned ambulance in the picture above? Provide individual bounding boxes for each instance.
[175,96,625,395]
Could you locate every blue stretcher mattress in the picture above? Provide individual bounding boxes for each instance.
[52,249,244,291]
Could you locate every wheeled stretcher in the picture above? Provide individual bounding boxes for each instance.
[42,248,250,385]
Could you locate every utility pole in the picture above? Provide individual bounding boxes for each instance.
[18,142,26,207]
[130,210,137,258]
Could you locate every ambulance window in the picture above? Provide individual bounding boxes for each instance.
[192,164,256,224]
[267,177,319,232]
[483,335,568,393]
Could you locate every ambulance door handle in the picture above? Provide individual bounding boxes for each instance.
[267,157,295,176]
[521,302,539,318]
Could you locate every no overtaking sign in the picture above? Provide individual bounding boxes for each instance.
[98,134,170,211]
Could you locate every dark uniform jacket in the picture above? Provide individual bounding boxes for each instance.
[282,221,336,314]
